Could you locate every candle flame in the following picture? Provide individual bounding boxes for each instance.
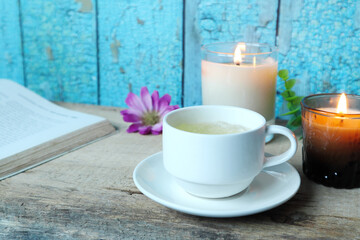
[253,56,256,67]
[233,43,245,65]
[336,93,348,114]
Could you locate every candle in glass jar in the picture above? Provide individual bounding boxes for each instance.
[201,43,278,122]
[201,58,278,121]
[301,93,360,188]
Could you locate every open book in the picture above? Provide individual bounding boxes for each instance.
[0,79,116,180]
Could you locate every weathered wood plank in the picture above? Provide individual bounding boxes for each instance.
[3,0,360,112]
[184,0,279,106]
[20,0,98,104]
[0,0,24,85]
[277,0,360,110]
[98,0,183,107]
[0,103,359,239]
[183,0,201,107]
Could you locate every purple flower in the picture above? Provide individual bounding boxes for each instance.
[120,87,179,135]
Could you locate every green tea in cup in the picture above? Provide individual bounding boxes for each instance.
[175,121,249,134]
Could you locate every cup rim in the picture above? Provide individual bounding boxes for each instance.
[163,105,266,136]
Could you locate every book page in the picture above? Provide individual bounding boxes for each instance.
[0,79,106,160]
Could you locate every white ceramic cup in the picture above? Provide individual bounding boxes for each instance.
[163,105,298,198]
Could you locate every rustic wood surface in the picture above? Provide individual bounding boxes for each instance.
[0,103,359,239]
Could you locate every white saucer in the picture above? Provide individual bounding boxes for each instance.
[133,152,300,218]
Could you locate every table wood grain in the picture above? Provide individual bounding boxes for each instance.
[0,103,359,239]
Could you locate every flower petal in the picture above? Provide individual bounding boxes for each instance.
[151,122,163,135]
[125,92,146,113]
[122,113,141,123]
[127,123,143,133]
[159,107,175,119]
[151,90,159,112]
[159,104,179,118]
[159,94,171,105]
[120,108,142,117]
[172,105,180,110]
[138,125,152,135]
[141,87,153,112]
[158,94,172,115]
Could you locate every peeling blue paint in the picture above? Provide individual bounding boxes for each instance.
[20,0,98,104]
[0,0,358,116]
[196,0,277,45]
[277,0,360,116]
[98,0,183,107]
[0,1,24,85]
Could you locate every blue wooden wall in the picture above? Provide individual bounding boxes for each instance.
[0,0,359,116]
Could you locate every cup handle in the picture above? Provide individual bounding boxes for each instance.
[263,125,298,168]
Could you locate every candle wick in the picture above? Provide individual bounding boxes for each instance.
[236,62,240,66]
[339,115,344,125]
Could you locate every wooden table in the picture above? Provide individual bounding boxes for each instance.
[1,103,359,239]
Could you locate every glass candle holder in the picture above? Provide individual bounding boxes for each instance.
[201,42,278,126]
[301,94,360,188]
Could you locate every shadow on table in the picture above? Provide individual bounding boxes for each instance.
[172,170,318,227]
